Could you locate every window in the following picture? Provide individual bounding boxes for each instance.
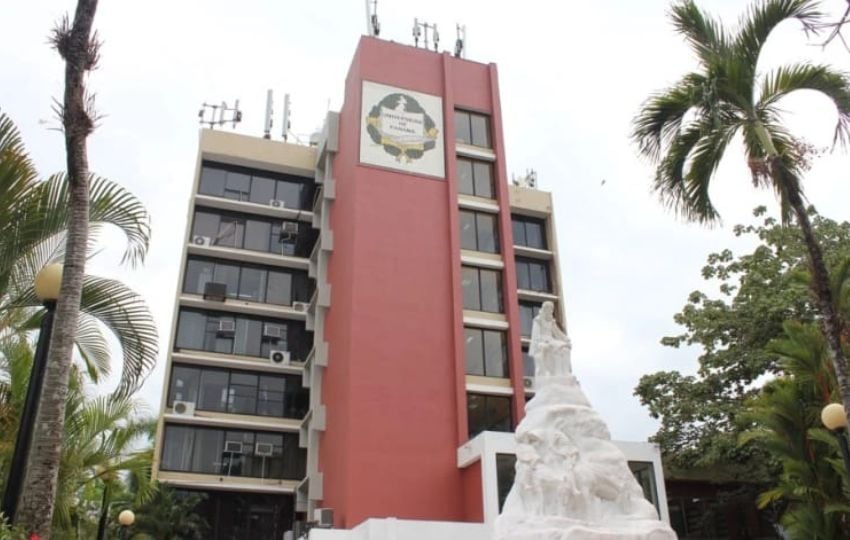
[198,162,313,210]
[496,453,517,512]
[461,266,503,313]
[174,308,312,361]
[192,208,316,257]
[459,210,499,253]
[455,110,491,148]
[629,461,660,514]
[168,364,308,419]
[512,215,547,250]
[161,425,306,480]
[457,158,494,199]
[519,301,545,337]
[515,257,550,292]
[183,257,312,306]
[465,328,507,377]
[467,394,511,438]
[521,346,534,377]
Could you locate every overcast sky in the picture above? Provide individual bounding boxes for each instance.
[2,0,850,442]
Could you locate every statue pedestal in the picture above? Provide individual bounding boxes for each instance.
[494,375,676,540]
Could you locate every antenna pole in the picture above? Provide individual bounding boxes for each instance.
[282,93,291,141]
[365,0,372,35]
[264,89,274,139]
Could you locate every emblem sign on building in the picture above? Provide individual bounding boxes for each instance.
[360,80,445,178]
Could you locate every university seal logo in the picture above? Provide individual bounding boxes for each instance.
[365,93,439,164]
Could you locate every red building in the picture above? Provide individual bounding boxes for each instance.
[153,36,585,538]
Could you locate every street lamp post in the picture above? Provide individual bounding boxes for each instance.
[117,509,135,540]
[0,264,63,523]
[821,402,850,489]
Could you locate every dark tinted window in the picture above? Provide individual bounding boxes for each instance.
[512,215,547,249]
[455,111,491,148]
[496,453,517,511]
[191,208,316,258]
[457,158,494,199]
[459,210,499,253]
[519,301,544,337]
[461,266,503,313]
[467,394,512,438]
[167,364,308,419]
[174,308,312,361]
[516,258,550,292]
[464,328,507,377]
[198,162,312,210]
[161,425,305,480]
[183,256,312,306]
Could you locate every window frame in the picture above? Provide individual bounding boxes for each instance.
[512,215,547,250]
[454,110,492,148]
[182,256,313,306]
[459,210,500,254]
[192,208,313,257]
[466,393,512,438]
[464,327,508,377]
[198,161,313,210]
[456,157,495,199]
[461,266,503,313]
[515,257,551,293]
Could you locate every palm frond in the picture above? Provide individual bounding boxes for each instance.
[633,73,706,161]
[758,63,850,148]
[670,0,729,67]
[735,0,822,73]
[74,313,111,382]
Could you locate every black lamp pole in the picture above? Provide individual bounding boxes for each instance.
[831,427,850,489]
[1,301,57,523]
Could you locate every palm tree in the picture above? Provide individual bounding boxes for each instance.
[127,485,208,540]
[633,0,850,429]
[0,337,155,537]
[0,110,156,393]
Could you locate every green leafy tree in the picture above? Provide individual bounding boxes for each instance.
[126,485,208,540]
[636,208,850,475]
[740,320,850,538]
[632,0,850,443]
[0,337,155,537]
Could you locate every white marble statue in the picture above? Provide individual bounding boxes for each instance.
[494,302,676,540]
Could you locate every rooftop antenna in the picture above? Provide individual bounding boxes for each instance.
[413,19,439,51]
[281,93,291,141]
[198,99,242,129]
[263,89,274,139]
[454,24,466,58]
[365,0,380,36]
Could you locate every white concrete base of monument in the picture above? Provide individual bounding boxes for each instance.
[307,517,489,540]
[496,515,676,540]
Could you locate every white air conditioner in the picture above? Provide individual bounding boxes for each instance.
[255,442,274,457]
[263,324,283,339]
[172,400,196,416]
[191,235,212,247]
[281,221,299,234]
[523,376,536,391]
[269,199,286,209]
[270,350,291,365]
[313,508,334,528]
[224,441,244,454]
[218,320,236,334]
[292,301,309,313]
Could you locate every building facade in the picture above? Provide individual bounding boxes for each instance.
[153,36,663,539]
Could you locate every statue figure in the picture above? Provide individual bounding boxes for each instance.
[530,301,572,376]
[495,303,676,539]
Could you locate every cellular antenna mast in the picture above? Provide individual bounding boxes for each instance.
[198,99,242,130]
[413,19,439,51]
[365,0,380,36]
[263,89,274,139]
[454,24,466,58]
[281,93,291,141]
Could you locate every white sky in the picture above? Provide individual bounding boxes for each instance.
[2,0,850,441]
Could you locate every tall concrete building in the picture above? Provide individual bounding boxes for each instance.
[153,36,665,539]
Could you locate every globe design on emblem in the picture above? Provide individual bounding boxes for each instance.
[365,93,439,163]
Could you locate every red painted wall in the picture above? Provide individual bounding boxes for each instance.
[320,37,518,528]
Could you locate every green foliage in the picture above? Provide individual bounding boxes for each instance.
[125,485,209,540]
[636,208,850,476]
[0,107,156,395]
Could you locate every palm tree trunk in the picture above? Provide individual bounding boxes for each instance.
[15,0,99,536]
[781,169,850,428]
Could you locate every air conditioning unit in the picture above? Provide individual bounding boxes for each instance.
[255,442,274,457]
[191,235,212,247]
[224,441,244,454]
[203,281,227,301]
[263,324,283,339]
[270,350,291,365]
[283,532,294,540]
[269,199,286,209]
[281,221,300,235]
[313,508,333,528]
[292,301,309,313]
[218,320,236,335]
[523,376,536,392]
[172,400,195,416]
